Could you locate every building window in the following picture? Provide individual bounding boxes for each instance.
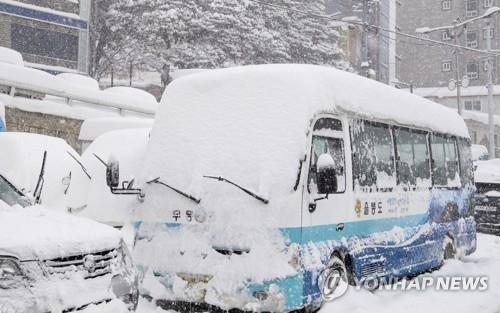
[483,27,494,40]
[484,0,494,8]
[466,31,478,48]
[442,31,452,41]
[11,24,78,62]
[442,60,452,72]
[466,0,478,17]
[464,99,482,111]
[442,0,452,10]
[466,62,479,79]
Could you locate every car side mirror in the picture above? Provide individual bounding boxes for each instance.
[106,158,120,189]
[316,154,338,195]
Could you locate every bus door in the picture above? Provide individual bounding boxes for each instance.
[302,117,352,243]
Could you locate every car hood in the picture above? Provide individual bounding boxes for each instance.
[0,205,121,261]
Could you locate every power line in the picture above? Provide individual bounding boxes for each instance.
[246,0,500,57]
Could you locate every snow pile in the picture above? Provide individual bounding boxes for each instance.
[463,110,500,126]
[171,69,210,81]
[0,201,120,260]
[0,132,87,210]
[475,159,500,183]
[104,87,159,112]
[0,94,145,121]
[79,117,154,141]
[0,46,23,66]
[58,73,100,90]
[0,61,158,117]
[67,128,151,226]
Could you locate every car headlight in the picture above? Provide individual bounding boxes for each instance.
[0,257,25,288]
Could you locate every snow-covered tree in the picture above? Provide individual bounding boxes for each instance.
[99,0,347,78]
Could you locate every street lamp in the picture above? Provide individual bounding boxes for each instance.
[416,7,500,158]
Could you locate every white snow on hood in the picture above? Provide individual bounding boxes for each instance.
[0,201,121,261]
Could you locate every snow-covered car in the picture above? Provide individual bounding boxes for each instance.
[471,144,489,162]
[474,159,500,235]
[78,117,153,153]
[67,128,151,228]
[0,173,138,312]
[0,132,91,212]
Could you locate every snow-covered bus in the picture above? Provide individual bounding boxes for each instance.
[106,64,476,312]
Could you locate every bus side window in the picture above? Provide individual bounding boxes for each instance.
[393,128,431,188]
[431,134,460,187]
[352,121,396,190]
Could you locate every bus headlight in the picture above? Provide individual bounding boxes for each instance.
[0,257,25,288]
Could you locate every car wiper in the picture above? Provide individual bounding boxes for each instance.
[33,151,47,204]
[67,151,91,180]
[203,176,269,204]
[147,177,201,204]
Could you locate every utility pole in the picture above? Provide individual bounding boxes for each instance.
[361,0,369,76]
[453,28,462,116]
[486,19,496,158]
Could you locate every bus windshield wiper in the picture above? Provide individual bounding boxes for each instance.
[147,177,201,204]
[67,151,91,180]
[203,176,269,204]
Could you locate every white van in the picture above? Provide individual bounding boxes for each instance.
[104,65,475,312]
[0,173,138,312]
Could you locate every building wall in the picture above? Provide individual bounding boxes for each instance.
[5,107,83,152]
[0,14,79,69]
[0,0,90,72]
[397,0,500,88]
[426,93,500,115]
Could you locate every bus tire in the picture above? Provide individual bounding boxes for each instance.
[318,256,350,302]
[443,236,456,261]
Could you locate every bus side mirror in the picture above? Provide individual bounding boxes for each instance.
[317,154,338,195]
[106,159,120,189]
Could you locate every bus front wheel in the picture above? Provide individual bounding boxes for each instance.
[318,256,350,302]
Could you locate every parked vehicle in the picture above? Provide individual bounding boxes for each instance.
[474,159,500,235]
[471,144,489,162]
[0,173,138,312]
[78,117,153,153]
[67,128,151,228]
[105,65,476,312]
[0,133,91,212]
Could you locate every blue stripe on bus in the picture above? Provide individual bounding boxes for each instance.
[280,213,427,244]
[0,1,88,29]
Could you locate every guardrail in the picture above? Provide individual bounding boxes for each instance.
[0,63,157,117]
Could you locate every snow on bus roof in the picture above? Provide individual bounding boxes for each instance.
[166,64,468,138]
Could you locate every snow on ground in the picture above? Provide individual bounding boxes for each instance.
[86,234,500,313]
[322,234,500,313]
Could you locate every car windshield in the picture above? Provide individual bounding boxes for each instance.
[0,175,30,207]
